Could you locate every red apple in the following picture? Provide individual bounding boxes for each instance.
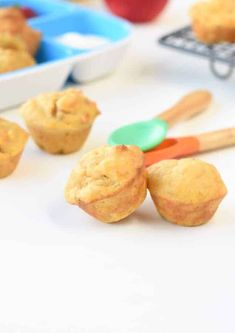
[20,7,37,19]
[104,0,169,23]
[13,5,37,19]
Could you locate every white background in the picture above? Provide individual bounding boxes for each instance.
[1,0,235,332]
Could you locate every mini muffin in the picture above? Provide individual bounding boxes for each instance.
[0,48,35,74]
[0,118,28,178]
[20,88,100,154]
[0,32,27,51]
[0,7,25,19]
[0,7,41,55]
[0,7,25,24]
[190,0,235,44]
[65,145,147,223]
[20,25,41,56]
[147,158,227,227]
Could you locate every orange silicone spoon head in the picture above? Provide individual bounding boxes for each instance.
[144,137,200,167]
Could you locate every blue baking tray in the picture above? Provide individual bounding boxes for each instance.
[36,40,84,64]
[30,9,131,42]
[0,0,132,109]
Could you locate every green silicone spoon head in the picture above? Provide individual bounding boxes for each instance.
[108,119,168,151]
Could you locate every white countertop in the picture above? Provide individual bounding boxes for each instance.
[1,1,235,332]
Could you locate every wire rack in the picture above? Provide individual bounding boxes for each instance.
[159,26,235,80]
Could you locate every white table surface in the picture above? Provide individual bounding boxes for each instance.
[1,1,235,332]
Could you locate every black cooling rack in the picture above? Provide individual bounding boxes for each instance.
[159,26,235,80]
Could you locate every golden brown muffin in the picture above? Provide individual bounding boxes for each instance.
[0,118,28,178]
[20,25,41,56]
[147,158,227,227]
[0,7,41,55]
[190,0,235,44]
[0,47,35,74]
[65,145,147,223]
[20,88,100,154]
[0,32,27,51]
[0,7,25,21]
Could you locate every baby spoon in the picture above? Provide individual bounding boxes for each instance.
[144,127,235,167]
[108,90,212,151]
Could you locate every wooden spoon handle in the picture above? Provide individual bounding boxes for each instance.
[196,127,235,152]
[157,90,212,127]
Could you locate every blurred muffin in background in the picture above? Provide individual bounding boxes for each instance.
[0,48,35,74]
[0,32,28,51]
[0,7,41,56]
[190,0,235,44]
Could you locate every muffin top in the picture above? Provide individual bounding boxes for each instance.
[0,48,35,74]
[0,118,28,158]
[65,145,145,204]
[148,158,227,204]
[190,0,235,27]
[20,88,100,130]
